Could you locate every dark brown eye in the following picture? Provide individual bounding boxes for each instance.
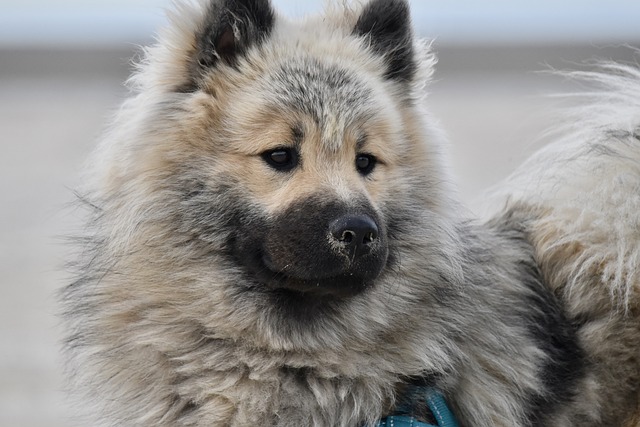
[262,148,298,172]
[356,154,376,175]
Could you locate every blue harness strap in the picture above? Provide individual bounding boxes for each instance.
[423,388,460,427]
[375,388,460,427]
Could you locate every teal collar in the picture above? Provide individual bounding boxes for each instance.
[376,388,460,427]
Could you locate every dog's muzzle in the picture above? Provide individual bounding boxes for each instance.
[242,198,389,297]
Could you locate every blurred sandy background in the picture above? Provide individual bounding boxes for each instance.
[1,1,639,426]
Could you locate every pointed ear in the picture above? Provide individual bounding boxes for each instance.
[353,0,416,83]
[194,0,275,72]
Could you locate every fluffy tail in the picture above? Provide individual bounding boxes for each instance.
[484,54,640,315]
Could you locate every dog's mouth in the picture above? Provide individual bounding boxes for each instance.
[254,251,375,297]
[263,268,373,298]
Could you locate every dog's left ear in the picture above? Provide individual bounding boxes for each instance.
[353,0,416,83]
[194,0,275,71]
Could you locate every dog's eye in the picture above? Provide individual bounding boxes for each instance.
[262,148,298,172]
[355,154,376,176]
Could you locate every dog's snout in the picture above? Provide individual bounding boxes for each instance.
[259,199,388,296]
[330,215,379,256]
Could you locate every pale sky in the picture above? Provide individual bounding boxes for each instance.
[1,0,639,47]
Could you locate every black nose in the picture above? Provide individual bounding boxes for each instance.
[329,215,379,257]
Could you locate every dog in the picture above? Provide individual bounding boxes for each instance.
[60,0,640,425]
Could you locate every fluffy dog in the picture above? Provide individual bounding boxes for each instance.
[61,0,640,426]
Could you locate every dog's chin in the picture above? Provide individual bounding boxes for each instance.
[262,272,373,298]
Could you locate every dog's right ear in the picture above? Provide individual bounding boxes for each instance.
[192,0,274,75]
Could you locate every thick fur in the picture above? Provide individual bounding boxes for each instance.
[61,1,640,426]
[481,60,640,426]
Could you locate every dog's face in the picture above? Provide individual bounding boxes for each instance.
[209,58,402,298]
[95,0,457,350]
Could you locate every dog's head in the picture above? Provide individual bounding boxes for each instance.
[91,0,461,351]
